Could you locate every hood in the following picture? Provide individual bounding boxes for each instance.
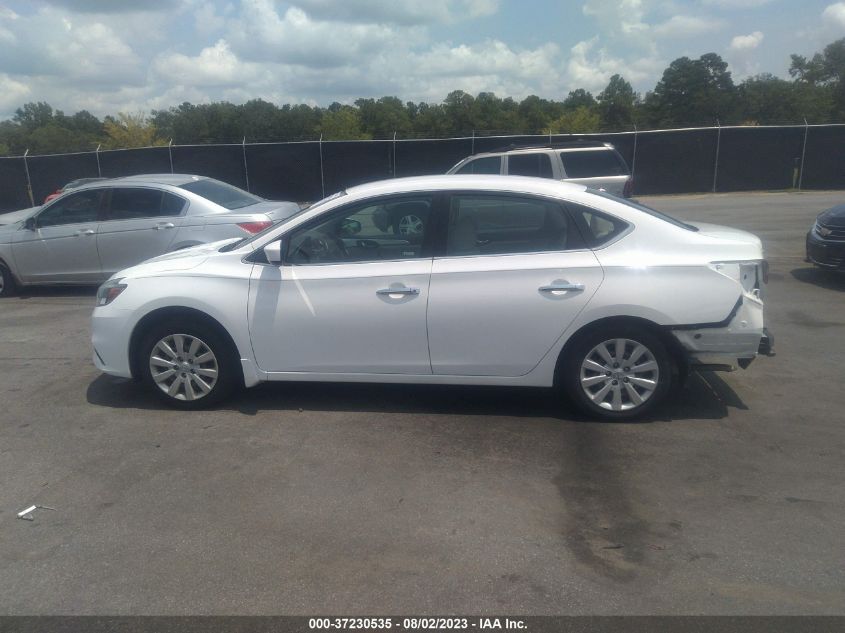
[817,205,845,228]
[113,238,239,279]
[686,222,762,246]
[244,200,301,221]
[0,206,41,227]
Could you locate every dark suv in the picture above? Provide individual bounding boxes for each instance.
[447,141,633,198]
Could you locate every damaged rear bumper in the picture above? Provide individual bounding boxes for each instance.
[669,293,771,372]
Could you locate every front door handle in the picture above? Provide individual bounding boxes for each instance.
[376,286,420,296]
[75,229,95,236]
[154,222,175,230]
[539,282,584,293]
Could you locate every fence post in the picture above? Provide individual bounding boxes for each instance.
[630,124,638,185]
[319,134,325,199]
[242,137,250,193]
[23,149,34,207]
[712,120,721,193]
[471,129,475,155]
[95,143,102,177]
[168,139,174,174]
[798,118,809,191]
[392,131,397,178]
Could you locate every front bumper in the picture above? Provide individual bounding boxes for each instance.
[91,308,134,379]
[806,231,845,270]
[670,293,769,372]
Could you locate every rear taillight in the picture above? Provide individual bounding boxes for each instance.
[237,221,272,234]
[623,178,633,198]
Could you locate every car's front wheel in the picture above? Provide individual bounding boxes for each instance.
[139,320,238,409]
[562,324,674,421]
[0,262,16,298]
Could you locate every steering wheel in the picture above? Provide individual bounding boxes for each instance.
[293,232,348,262]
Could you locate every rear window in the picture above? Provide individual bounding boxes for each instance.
[560,150,628,178]
[179,178,261,210]
[507,153,554,178]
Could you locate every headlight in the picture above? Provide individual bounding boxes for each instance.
[813,222,832,237]
[96,278,127,306]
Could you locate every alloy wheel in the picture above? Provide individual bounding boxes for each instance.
[397,214,424,236]
[149,333,219,401]
[579,338,659,412]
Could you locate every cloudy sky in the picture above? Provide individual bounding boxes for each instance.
[1,0,844,119]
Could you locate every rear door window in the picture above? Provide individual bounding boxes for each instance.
[559,150,628,178]
[108,188,185,220]
[454,156,502,175]
[507,153,554,178]
[445,194,583,256]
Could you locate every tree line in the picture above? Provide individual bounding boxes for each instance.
[2,39,844,156]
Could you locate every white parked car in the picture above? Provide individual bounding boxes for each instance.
[91,175,771,420]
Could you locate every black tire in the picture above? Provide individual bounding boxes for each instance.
[138,318,240,409]
[561,323,675,421]
[0,262,16,298]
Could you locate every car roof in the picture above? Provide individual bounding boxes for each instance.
[86,174,212,187]
[344,175,587,199]
[463,141,616,159]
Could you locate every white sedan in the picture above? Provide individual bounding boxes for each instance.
[91,175,770,420]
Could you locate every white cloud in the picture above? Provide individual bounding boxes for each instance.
[565,37,662,92]
[153,40,260,87]
[652,15,723,38]
[729,30,764,50]
[701,0,773,7]
[0,74,31,113]
[292,0,499,25]
[194,1,226,35]
[822,2,845,28]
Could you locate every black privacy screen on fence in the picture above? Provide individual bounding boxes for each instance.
[3,125,845,213]
[26,152,100,204]
[99,147,171,178]
[246,142,322,202]
[716,126,805,192]
[172,144,247,190]
[0,158,31,212]
[801,125,845,190]
[633,129,717,195]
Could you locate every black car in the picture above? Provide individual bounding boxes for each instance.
[806,205,845,270]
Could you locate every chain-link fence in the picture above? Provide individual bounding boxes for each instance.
[1,124,843,212]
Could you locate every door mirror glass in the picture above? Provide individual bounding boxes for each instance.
[338,218,361,236]
[24,217,37,230]
[264,240,282,264]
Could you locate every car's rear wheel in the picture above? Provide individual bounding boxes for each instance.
[0,262,16,298]
[139,320,238,409]
[562,324,674,421]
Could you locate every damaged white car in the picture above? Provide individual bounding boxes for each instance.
[91,175,772,420]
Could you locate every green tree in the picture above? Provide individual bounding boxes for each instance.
[102,112,167,149]
[318,106,370,140]
[355,96,412,138]
[548,106,600,134]
[645,53,736,126]
[790,38,845,117]
[562,89,597,110]
[597,74,637,130]
[13,102,54,131]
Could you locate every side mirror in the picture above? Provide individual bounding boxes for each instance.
[263,240,283,265]
[339,218,362,236]
[24,217,37,231]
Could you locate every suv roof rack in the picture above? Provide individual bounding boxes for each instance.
[487,139,611,153]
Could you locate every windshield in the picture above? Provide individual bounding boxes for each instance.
[589,189,699,232]
[179,178,262,210]
[219,190,348,252]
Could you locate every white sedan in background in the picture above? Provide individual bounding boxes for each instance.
[0,174,300,297]
[91,175,770,420]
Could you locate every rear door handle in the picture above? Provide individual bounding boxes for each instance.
[75,229,95,236]
[376,286,420,296]
[539,283,584,292]
[154,222,175,230]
